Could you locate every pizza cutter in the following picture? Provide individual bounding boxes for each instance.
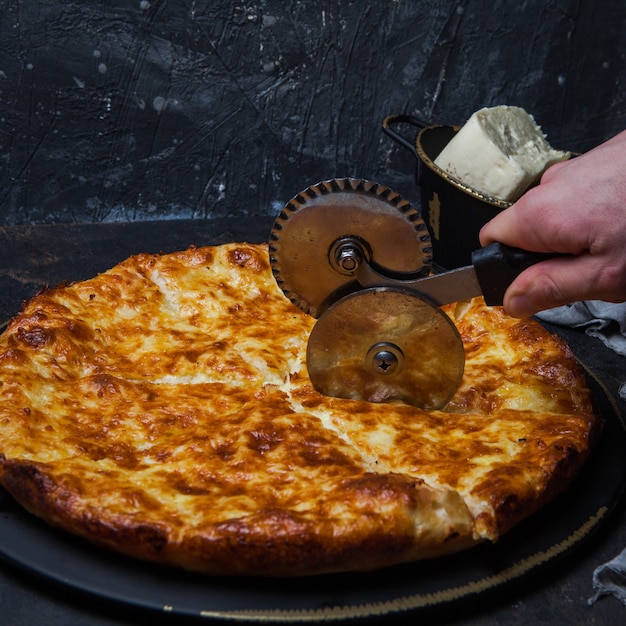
[269,178,556,410]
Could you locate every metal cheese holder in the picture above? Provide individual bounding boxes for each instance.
[382,114,513,269]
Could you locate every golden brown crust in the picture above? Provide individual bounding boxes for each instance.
[0,243,601,575]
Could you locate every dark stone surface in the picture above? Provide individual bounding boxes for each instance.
[0,1,625,225]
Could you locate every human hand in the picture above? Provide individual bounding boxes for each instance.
[479,129,626,318]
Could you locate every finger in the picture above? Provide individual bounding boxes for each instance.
[478,190,555,252]
[539,159,569,183]
[479,204,526,248]
[479,184,584,255]
[501,255,607,318]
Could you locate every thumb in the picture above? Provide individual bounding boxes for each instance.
[503,255,600,318]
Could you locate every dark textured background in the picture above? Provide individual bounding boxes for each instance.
[2,4,626,624]
[0,0,625,225]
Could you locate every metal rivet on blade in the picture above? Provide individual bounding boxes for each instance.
[367,342,404,376]
[330,237,368,276]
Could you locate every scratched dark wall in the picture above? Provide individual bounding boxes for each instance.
[0,0,624,225]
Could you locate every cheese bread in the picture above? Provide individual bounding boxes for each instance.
[0,243,600,576]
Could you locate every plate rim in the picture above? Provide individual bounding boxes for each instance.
[0,366,624,623]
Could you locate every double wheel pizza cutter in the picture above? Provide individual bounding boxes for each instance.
[269,178,557,410]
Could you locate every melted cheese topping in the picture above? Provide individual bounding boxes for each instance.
[0,243,600,576]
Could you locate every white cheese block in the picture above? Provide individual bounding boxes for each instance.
[433,105,569,202]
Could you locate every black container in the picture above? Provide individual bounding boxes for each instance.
[383,114,511,269]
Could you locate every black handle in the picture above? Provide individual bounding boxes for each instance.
[471,242,560,307]
[382,114,430,157]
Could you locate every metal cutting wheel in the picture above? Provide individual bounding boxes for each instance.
[269,178,465,409]
[269,178,433,318]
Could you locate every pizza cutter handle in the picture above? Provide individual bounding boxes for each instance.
[472,242,561,307]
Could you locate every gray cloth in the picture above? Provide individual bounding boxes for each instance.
[536,300,626,401]
[538,300,626,606]
[536,300,626,357]
[589,546,626,606]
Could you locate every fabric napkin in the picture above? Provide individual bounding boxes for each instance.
[589,547,626,606]
[536,301,626,401]
[536,300,626,605]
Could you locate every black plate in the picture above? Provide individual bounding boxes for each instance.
[0,370,624,623]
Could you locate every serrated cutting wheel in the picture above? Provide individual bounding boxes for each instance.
[269,177,465,409]
[269,178,432,318]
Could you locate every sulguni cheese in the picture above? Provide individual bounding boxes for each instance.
[434,105,569,202]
